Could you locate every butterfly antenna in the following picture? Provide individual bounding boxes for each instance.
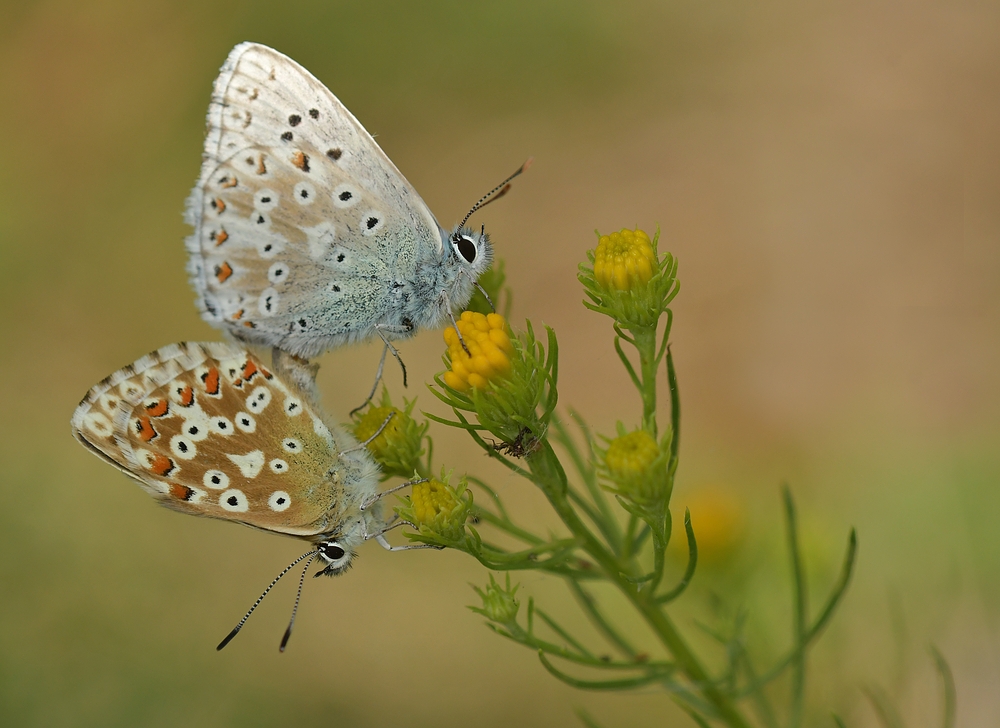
[279,551,319,652]
[216,548,317,651]
[455,158,533,233]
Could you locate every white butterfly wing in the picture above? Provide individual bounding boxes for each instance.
[185,43,445,358]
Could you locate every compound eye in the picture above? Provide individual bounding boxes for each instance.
[453,235,477,263]
[321,543,346,561]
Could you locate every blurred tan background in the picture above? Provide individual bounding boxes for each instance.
[1,0,998,725]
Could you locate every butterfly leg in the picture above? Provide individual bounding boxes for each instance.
[373,324,409,387]
[360,476,429,512]
[465,269,496,313]
[374,533,443,552]
[440,291,472,355]
[349,344,389,417]
[343,410,396,453]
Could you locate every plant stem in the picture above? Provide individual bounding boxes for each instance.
[527,442,752,728]
[632,326,659,436]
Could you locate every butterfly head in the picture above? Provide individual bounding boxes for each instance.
[448,226,493,279]
[315,539,355,576]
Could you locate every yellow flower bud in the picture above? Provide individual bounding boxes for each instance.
[605,430,659,479]
[355,405,404,454]
[602,429,671,507]
[352,397,426,480]
[443,312,515,392]
[593,228,657,291]
[405,478,471,542]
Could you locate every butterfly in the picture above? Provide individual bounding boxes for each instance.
[184,42,527,365]
[71,341,415,649]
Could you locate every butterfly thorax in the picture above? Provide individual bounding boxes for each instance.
[394,226,491,333]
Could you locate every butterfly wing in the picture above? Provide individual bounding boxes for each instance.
[185,43,446,358]
[71,342,380,538]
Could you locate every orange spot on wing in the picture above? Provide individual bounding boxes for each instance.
[243,320,255,328]
[291,151,310,172]
[231,308,244,321]
[169,482,194,501]
[260,366,273,380]
[145,399,169,417]
[221,176,238,188]
[215,262,233,283]
[213,197,226,214]
[215,229,229,246]
[150,454,175,477]
[242,360,259,381]
[177,385,194,407]
[202,367,220,395]
[135,416,157,442]
[256,154,267,175]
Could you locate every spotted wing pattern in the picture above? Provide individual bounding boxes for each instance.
[184,42,445,358]
[71,342,379,537]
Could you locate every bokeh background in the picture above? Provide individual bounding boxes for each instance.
[2,1,998,725]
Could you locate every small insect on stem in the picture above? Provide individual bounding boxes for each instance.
[489,427,541,458]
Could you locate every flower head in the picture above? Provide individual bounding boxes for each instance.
[442,311,515,392]
[594,228,657,291]
[396,475,473,545]
[579,226,678,331]
[600,426,674,508]
[434,316,558,459]
[605,430,660,479]
[352,390,427,479]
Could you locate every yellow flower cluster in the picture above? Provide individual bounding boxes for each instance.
[409,480,457,524]
[407,479,470,542]
[593,228,657,291]
[443,312,514,392]
[353,405,404,460]
[605,430,659,479]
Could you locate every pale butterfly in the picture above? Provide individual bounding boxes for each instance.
[184,42,528,373]
[71,341,423,650]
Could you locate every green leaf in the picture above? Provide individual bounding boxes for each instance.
[929,645,957,728]
[657,509,698,604]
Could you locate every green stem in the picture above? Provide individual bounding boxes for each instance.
[784,487,808,728]
[526,442,752,728]
[632,326,659,436]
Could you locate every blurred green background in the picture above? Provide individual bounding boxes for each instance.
[1,0,998,725]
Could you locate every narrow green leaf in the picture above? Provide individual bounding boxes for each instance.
[862,686,906,728]
[666,346,680,462]
[736,528,857,697]
[536,607,595,658]
[537,651,673,690]
[574,708,605,728]
[784,486,808,728]
[614,336,643,390]
[657,509,698,604]
[929,645,957,728]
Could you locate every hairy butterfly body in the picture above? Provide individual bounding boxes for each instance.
[71,341,384,575]
[185,42,495,359]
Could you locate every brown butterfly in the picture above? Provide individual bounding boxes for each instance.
[71,341,416,649]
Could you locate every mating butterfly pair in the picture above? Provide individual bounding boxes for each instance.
[72,42,522,649]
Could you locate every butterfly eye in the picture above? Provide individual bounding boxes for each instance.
[453,235,477,264]
[319,542,348,567]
